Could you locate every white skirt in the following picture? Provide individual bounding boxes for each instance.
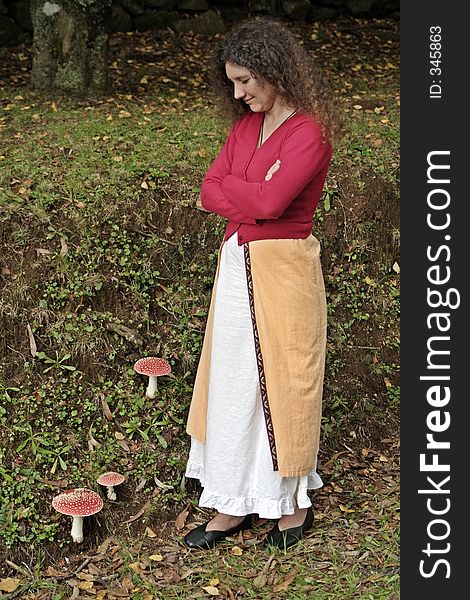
[185,233,323,519]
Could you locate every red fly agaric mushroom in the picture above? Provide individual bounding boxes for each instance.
[52,488,103,543]
[134,357,171,398]
[97,471,125,501]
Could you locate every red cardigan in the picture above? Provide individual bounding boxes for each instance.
[201,111,332,245]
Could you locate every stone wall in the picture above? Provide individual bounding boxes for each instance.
[0,0,399,46]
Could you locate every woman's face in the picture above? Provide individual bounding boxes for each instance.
[225,62,278,112]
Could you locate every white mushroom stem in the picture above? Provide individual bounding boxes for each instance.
[70,516,84,543]
[106,486,117,501]
[146,376,158,398]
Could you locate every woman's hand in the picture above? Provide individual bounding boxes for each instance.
[265,159,281,181]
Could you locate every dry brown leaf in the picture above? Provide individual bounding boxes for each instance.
[60,237,68,255]
[174,506,189,530]
[121,499,151,524]
[96,536,113,555]
[230,546,243,556]
[78,580,94,589]
[128,562,141,574]
[76,572,94,581]
[100,395,113,421]
[149,554,163,562]
[202,585,220,596]
[145,527,157,538]
[272,568,297,593]
[87,563,101,576]
[0,578,21,592]
[26,323,37,357]
[45,566,64,577]
[117,439,130,452]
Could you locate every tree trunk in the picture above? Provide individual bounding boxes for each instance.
[30,0,112,95]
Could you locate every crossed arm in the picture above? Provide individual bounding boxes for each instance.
[199,120,330,222]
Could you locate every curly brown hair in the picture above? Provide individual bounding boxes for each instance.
[211,18,342,145]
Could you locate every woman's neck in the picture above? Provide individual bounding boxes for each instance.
[264,101,296,126]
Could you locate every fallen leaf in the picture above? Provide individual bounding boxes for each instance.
[128,562,141,574]
[202,585,219,596]
[253,573,267,588]
[209,578,219,586]
[96,536,113,555]
[117,439,130,452]
[174,506,189,530]
[149,554,163,562]
[26,323,37,356]
[339,504,355,513]
[145,527,157,538]
[0,578,21,592]
[60,237,68,255]
[121,499,151,524]
[272,568,297,593]
[230,546,243,556]
[78,580,94,589]
[392,261,400,273]
[45,566,64,577]
[99,395,113,421]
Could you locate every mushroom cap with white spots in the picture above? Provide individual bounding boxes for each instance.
[134,357,171,377]
[97,471,125,487]
[52,488,103,517]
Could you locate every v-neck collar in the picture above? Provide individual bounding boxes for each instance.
[256,110,298,149]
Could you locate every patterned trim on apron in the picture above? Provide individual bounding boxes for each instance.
[243,242,279,471]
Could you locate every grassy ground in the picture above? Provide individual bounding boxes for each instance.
[0,16,399,599]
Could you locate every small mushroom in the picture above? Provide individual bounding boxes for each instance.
[52,488,103,543]
[97,471,125,501]
[134,357,171,398]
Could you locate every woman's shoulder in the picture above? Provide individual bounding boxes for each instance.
[286,112,330,149]
[288,111,323,135]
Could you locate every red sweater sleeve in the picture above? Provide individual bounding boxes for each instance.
[220,120,331,220]
[201,121,257,224]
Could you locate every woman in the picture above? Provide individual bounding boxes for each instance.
[183,18,340,551]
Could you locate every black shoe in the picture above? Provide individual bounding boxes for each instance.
[183,514,253,549]
[264,506,314,550]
